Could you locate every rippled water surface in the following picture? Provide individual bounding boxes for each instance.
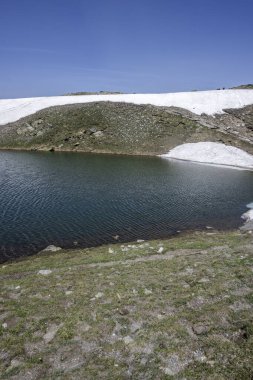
[1,151,253,261]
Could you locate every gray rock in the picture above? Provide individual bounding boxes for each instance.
[89,127,97,134]
[37,269,52,276]
[43,323,63,344]
[42,245,62,252]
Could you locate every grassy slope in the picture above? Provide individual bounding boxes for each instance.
[1,230,252,379]
[1,102,252,155]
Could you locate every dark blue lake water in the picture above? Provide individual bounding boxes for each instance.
[1,151,253,261]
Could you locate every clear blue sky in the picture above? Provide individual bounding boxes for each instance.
[0,0,252,98]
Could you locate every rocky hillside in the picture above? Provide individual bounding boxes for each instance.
[0,102,253,155]
[232,84,253,90]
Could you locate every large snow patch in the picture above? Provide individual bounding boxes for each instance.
[0,89,253,125]
[161,142,253,170]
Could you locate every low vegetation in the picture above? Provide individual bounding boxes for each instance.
[0,230,252,379]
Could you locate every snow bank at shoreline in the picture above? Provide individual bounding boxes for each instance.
[242,203,253,222]
[0,89,253,125]
[160,142,253,170]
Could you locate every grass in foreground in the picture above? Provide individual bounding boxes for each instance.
[0,231,252,379]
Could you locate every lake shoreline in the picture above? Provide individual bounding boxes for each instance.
[0,225,246,265]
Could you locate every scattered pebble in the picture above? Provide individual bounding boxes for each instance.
[158,247,164,254]
[144,288,152,295]
[109,248,114,254]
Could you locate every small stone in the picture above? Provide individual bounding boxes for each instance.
[15,285,21,290]
[89,127,97,134]
[65,290,73,296]
[144,288,152,295]
[198,277,210,283]
[158,247,164,254]
[2,323,7,329]
[137,239,145,243]
[113,235,119,240]
[38,269,52,276]
[109,248,114,254]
